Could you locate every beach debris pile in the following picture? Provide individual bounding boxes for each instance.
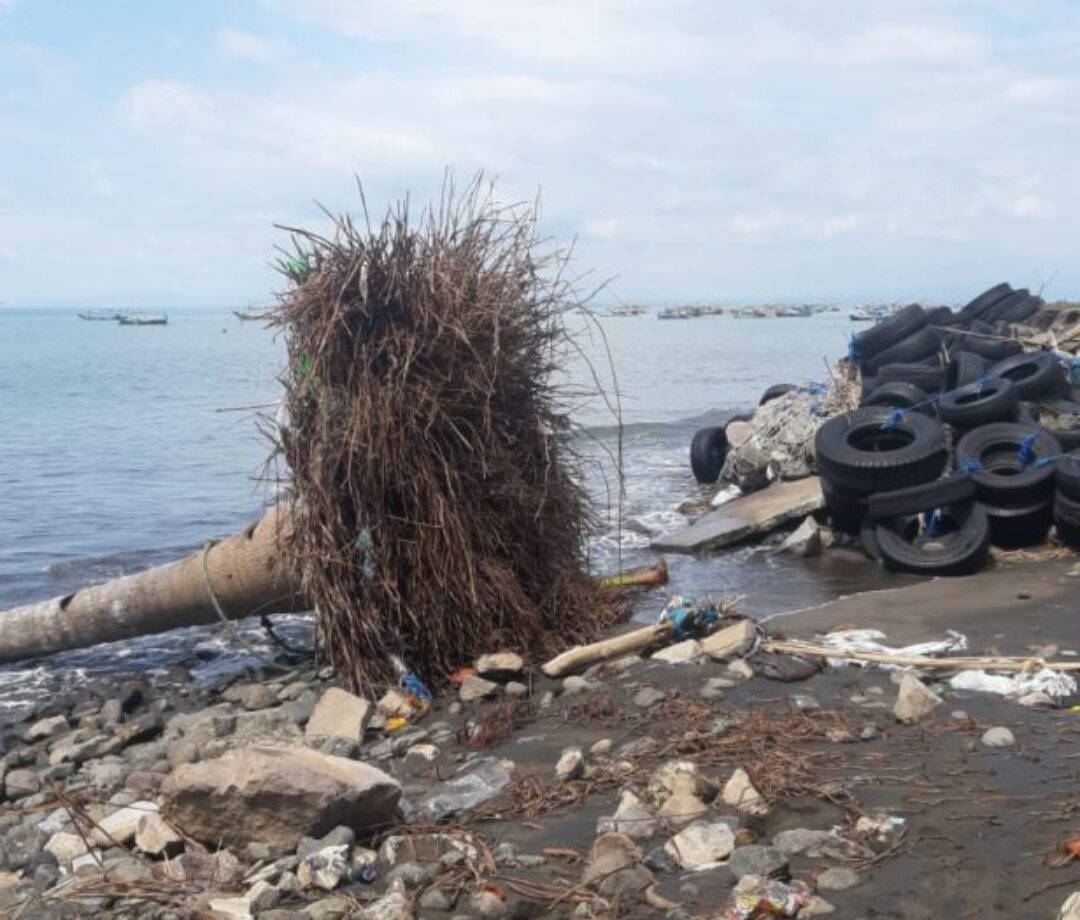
[679,282,1080,575]
[268,179,624,692]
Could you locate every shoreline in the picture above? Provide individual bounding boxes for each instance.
[1,558,1079,917]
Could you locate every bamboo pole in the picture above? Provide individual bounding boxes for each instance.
[0,506,305,665]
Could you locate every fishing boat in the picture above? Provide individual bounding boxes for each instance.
[117,311,168,326]
[233,309,264,321]
[77,309,121,321]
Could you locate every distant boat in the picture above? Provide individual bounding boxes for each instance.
[117,311,168,326]
[78,309,121,321]
[233,310,264,322]
[605,304,648,318]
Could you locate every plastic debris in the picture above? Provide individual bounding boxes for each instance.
[409,757,516,823]
[817,628,968,667]
[949,668,1077,700]
[711,484,743,508]
[720,878,813,919]
[657,596,731,641]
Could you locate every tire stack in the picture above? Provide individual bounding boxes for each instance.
[1054,454,1080,548]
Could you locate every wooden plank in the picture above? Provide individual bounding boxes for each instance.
[651,477,823,554]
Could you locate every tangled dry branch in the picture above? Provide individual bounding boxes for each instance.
[269,177,624,691]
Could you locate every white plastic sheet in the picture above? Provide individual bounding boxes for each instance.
[818,628,968,668]
[949,668,1077,700]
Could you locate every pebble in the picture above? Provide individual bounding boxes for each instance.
[504,682,528,698]
[789,694,819,712]
[562,676,594,695]
[589,738,612,757]
[893,674,942,724]
[727,659,754,680]
[664,821,735,870]
[727,845,788,879]
[459,675,500,703]
[632,687,666,708]
[817,866,860,890]
[598,790,658,840]
[981,726,1016,748]
[722,768,768,815]
[555,747,585,780]
[1060,892,1080,919]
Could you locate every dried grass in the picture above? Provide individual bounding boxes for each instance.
[268,176,624,691]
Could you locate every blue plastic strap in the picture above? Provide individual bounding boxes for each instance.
[1017,433,1038,468]
[925,508,942,538]
[881,408,905,430]
[960,458,981,474]
[400,671,432,701]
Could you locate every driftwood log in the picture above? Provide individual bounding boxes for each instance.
[0,506,304,665]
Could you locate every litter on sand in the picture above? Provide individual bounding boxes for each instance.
[815,628,969,665]
[949,668,1077,700]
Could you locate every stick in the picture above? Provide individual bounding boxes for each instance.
[541,623,673,677]
[763,639,1080,673]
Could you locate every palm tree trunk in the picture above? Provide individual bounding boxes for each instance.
[0,506,305,665]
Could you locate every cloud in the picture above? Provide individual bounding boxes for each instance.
[216,28,290,62]
[1006,195,1053,219]
[120,80,213,133]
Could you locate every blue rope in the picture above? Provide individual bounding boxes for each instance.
[959,458,981,474]
[925,508,942,538]
[880,408,906,429]
[1017,433,1038,468]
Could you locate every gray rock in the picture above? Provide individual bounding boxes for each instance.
[1,823,47,871]
[297,844,351,891]
[100,699,125,726]
[779,516,822,557]
[789,694,820,712]
[893,674,942,724]
[91,800,159,846]
[135,813,183,856]
[475,652,525,680]
[664,821,735,870]
[317,736,359,759]
[85,760,126,788]
[598,790,658,840]
[459,675,499,703]
[25,715,70,743]
[583,833,641,885]
[633,687,666,708]
[305,688,372,744]
[727,845,788,879]
[981,726,1016,748]
[504,682,528,698]
[561,676,594,695]
[467,888,510,919]
[802,895,837,917]
[817,866,859,890]
[722,767,767,815]
[5,768,40,800]
[597,865,654,897]
[162,746,401,850]
[298,825,356,859]
[657,792,708,831]
[235,684,276,711]
[419,887,456,911]
[555,747,585,780]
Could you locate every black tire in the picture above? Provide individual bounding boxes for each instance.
[863,382,937,417]
[867,473,976,520]
[986,351,1067,400]
[925,306,955,327]
[822,478,869,535]
[859,517,884,560]
[851,304,927,363]
[998,295,1041,325]
[957,283,1012,323]
[981,289,1031,323]
[874,502,991,575]
[876,362,946,393]
[938,378,1020,429]
[759,383,796,406]
[980,499,1053,548]
[862,326,941,375]
[943,351,987,391]
[960,335,1023,362]
[1054,491,1080,547]
[690,427,728,483]
[955,423,1061,505]
[1054,451,1080,501]
[815,407,947,495]
[1027,399,1080,452]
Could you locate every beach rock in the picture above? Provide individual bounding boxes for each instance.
[790,693,820,712]
[305,688,372,744]
[583,833,641,885]
[410,757,514,823]
[664,821,735,870]
[504,682,528,698]
[727,845,788,879]
[1060,892,1080,920]
[802,896,837,917]
[247,880,282,912]
[162,746,401,850]
[459,675,499,703]
[585,654,641,680]
[779,517,822,556]
[723,768,768,815]
[561,676,594,695]
[359,879,413,920]
[651,639,703,664]
[45,831,88,868]
[92,800,159,846]
[658,792,709,831]
[590,738,613,757]
[1018,692,1055,709]
[160,849,243,886]
[893,674,942,724]
[418,888,455,911]
[772,828,866,858]
[25,715,69,743]
[208,897,253,919]
[1,824,47,872]
[555,747,585,780]
[475,652,524,680]
[298,844,351,891]
[135,813,182,856]
[598,865,654,898]
[727,659,755,681]
[100,698,125,726]
[467,888,510,919]
[376,689,416,720]
[633,687,666,708]
[817,866,859,890]
[598,790,658,840]
[981,726,1016,748]
[647,760,716,807]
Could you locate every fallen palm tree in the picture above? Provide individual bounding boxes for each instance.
[0,179,623,686]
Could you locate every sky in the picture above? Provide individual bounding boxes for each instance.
[2,0,1080,307]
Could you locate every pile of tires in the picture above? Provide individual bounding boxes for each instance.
[814,407,993,573]
[1054,454,1080,547]
[688,389,792,485]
